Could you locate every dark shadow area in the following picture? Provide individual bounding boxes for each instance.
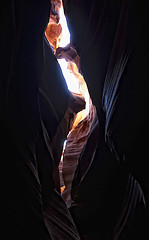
[1,0,149,239]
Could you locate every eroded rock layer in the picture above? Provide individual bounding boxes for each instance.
[62,100,97,207]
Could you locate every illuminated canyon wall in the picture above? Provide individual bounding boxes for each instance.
[1,1,149,239]
[45,0,97,201]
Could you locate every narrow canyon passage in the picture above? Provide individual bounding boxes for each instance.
[2,1,149,239]
[45,0,97,206]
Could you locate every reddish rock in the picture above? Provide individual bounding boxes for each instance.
[61,101,97,207]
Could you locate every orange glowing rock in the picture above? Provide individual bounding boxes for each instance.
[45,0,96,201]
[45,23,62,52]
[61,185,65,195]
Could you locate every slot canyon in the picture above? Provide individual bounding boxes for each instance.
[1,0,149,239]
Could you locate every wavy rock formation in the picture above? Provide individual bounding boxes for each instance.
[2,0,149,239]
[61,100,97,207]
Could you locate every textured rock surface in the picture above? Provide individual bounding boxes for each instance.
[64,0,149,239]
[2,0,149,239]
[61,100,97,207]
[51,93,86,193]
[1,1,81,239]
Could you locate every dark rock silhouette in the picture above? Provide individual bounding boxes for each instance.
[1,0,149,239]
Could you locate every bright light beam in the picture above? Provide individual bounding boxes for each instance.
[58,59,80,93]
[58,3,70,47]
